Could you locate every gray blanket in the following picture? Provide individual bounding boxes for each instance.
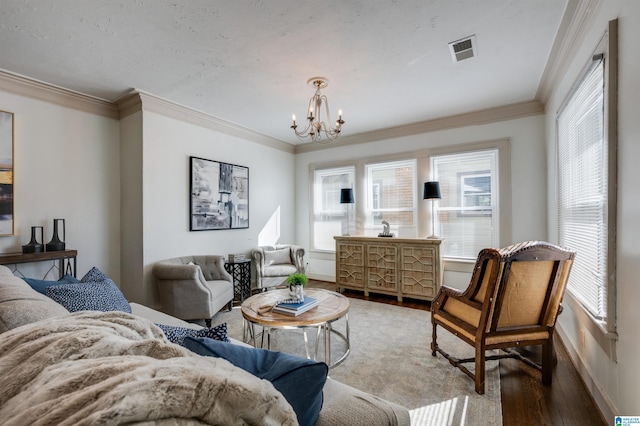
[0,311,297,425]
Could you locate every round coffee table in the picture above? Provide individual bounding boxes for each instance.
[241,288,350,368]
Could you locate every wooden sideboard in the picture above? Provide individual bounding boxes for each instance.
[334,236,442,302]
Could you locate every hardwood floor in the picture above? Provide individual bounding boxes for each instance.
[308,280,607,426]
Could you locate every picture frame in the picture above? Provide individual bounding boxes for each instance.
[190,156,249,231]
[0,111,14,236]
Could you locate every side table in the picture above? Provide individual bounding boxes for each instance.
[0,250,77,279]
[224,258,251,305]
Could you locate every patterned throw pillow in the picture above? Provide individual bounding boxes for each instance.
[46,279,132,313]
[81,266,110,283]
[156,323,229,346]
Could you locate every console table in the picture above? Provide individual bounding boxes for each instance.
[334,236,442,301]
[0,250,77,279]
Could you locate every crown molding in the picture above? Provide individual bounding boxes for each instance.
[0,69,119,119]
[0,69,544,157]
[295,100,544,154]
[115,90,294,154]
[536,0,603,104]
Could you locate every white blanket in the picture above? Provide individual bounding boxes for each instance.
[0,311,297,426]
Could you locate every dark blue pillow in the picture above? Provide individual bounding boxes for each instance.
[184,337,327,426]
[46,279,132,313]
[155,323,229,346]
[23,274,80,295]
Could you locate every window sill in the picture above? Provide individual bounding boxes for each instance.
[563,292,618,361]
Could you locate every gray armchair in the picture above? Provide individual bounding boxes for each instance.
[152,255,234,326]
[252,245,305,291]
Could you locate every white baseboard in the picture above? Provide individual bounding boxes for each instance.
[307,273,334,283]
[556,324,616,421]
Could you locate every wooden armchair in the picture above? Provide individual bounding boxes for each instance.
[431,241,575,394]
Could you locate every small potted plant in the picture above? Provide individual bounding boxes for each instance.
[287,273,308,301]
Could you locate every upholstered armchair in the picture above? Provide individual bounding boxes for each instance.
[252,245,305,291]
[152,255,234,327]
[431,241,575,394]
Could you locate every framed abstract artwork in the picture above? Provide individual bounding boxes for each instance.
[0,111,14,236]
[190,156,249,231]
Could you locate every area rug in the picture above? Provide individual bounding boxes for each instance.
[214,298,502,426]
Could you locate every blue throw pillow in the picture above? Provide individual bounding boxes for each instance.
[155,323,229,346]
[46,279,132,313]
[23,274,81,295]
[184,337,328,426]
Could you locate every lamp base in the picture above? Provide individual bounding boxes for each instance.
[426,234,440,240]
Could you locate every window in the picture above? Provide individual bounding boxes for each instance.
[431,150,499,259]
[312,166,354,250]
[557,53,614,325]
[365,160,417,236]
[460,172,492,216]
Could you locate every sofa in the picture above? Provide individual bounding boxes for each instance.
[151,255,234,326]
[0,265,410,425]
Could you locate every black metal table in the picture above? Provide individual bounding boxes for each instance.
[224,258,251,305]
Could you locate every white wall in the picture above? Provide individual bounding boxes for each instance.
[295,114,548,281]
[131,110,297,307]
[545,0,640,417]
[0,89,120,280]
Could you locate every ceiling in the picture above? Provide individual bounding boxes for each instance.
[0,0,568,145]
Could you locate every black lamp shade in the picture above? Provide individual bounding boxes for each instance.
[340,188,354,204]
[423,181,442,200]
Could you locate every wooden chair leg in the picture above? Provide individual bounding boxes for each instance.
[542,338,553,385]
[431,323,438,356]
[205,318,212,328]
[475,342,486,395]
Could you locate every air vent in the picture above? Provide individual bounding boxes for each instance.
[449,35,477,62]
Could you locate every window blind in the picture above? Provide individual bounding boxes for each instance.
[557,56,607,320]
[432,149,498,259]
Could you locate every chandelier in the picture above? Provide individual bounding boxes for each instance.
[291,77,345,143]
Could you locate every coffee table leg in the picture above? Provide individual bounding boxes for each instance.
[303,329,311,359]
[326,323,332,366]
[266,327,271,350]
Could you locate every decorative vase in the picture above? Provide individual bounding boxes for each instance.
[46,218,66,252]
[22,226,44,253]
[289,284,304,301]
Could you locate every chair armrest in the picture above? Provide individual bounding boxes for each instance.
[289,245,305,273]
[432,284,483,314]
[252,249,266,271]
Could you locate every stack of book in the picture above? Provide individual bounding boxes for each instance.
[273,296,319,316]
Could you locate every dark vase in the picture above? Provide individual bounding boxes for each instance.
[22,226,44,253]
[46,219,66,252]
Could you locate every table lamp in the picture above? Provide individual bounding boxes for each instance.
[423,182,441,239]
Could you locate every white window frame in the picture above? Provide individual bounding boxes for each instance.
[555,20,618,358]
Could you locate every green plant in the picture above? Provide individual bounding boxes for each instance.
[287,273,308,287]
